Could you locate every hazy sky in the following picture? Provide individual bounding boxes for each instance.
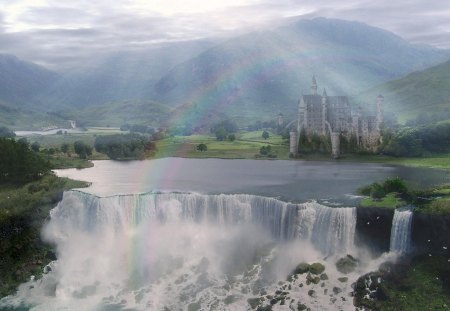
[1,0,449,70]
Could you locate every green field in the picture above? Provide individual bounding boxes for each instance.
[154,131,289,159]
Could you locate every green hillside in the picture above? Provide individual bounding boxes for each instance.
[154,18,450,122]
[360,60,450,123]
[0,102,67,130]
[61,99,171,127]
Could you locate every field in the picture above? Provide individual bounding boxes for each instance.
[154,131,289,159]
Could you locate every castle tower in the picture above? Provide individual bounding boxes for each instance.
[376,94,384,130]
[289,130,298,157]
[310,75,317,95]
[321,88,328,135]
[277,113,284,127]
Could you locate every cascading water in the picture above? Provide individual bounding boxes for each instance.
[1,190,358,311]
[389,209,413,254]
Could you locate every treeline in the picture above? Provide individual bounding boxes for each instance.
[381,123,450,157]
[297,130,359,154]
[94,133,155,160]
[0,138,50,184]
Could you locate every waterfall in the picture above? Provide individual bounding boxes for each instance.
[48,190,356,256]
[1,190,359,311]
[389,209,413,254]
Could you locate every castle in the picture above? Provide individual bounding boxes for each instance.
[289,76,383,158]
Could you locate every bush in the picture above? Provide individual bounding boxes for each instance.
[383,177,407,194]
[370,183,386,200]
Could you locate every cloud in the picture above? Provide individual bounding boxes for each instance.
[0,0,449,70]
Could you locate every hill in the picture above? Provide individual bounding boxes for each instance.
[0,54,59,111]
[1,17,450,130]
[359,60,450,123]
[39,39,218,109]
[152,18,450,124]
[59,100,171,127]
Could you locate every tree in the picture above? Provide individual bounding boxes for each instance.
[94,133,151,160]
[61,143,69,154]
[0,126,15,138]
[262,130,269,140]
[228,134,236,141]
[0,138,50,184]
[259,145,272,156]
[196,143,207,152]
[74,141,92,159]
[211,120,238,134]
[215,127,227,141]
[31,142,40,152]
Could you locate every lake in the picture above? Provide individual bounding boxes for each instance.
[55,158,450,203]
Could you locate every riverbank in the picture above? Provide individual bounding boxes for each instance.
[0,175,89,297]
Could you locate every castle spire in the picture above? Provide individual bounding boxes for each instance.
[311,75,318,95]
[322,88,327,97]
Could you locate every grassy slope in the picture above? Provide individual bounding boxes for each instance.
[360,193,406,209]
[153,131,289,159]
[360,60,450,123]
[375,256,450,311]
[63,100,171,127]
[0,103,67,130]
[0,175,88,297]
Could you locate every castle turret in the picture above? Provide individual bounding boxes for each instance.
[322,88,327,135]
[376,94,384,130]
[310,75,317,95]
[289,130,298,157]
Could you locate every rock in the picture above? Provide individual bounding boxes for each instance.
[293,263,310,274]
[297,303,307,311]
[333,287,342,295]
[187,302,201,311]
[307,290,316,298]
[338,277,348,283]
[336,255,358,274]
[248,297,262,309]
[320,273,328,280]
[306,273,320,284]
[309,263,325,275]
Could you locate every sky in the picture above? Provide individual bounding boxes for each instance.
[0,0,449,70]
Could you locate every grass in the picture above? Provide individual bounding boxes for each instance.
[373,256,450,311]
[153,133,289,160]
[360,193,406,208]
[0,175,89,297]
[22,130,117,149]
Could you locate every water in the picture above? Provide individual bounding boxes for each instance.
[3,159,448,310]
[390,209,413,254]
[0,191,359,310]
[54,158,450,203]
[15,128,84,136]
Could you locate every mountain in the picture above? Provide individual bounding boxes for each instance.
[60,100,171,127]
[40,39,218,109]
[2,17,450,130]
[153,18,450,124]
[0,54,59,110]
[359,60,450,123]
